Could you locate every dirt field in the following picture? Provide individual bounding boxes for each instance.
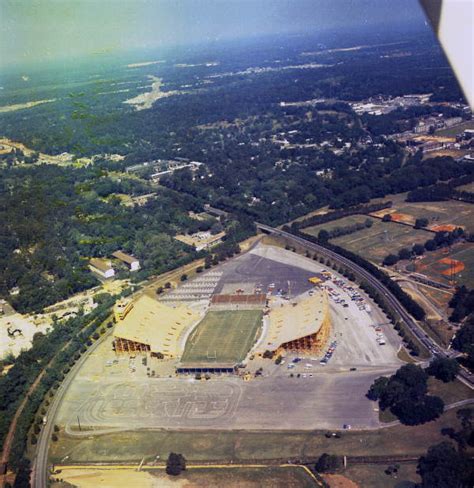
[52,466,316,488]
[181,310,263,364]
[322,219,430,264]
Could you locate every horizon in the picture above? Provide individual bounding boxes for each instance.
[0,0,429,70]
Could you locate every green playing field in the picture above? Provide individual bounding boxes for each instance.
[181,310,263,364]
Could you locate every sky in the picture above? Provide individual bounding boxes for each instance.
[0,0,428,68]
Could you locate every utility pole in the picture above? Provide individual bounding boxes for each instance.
[77,415,82,432]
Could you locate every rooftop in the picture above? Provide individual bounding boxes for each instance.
[257,290,328,352]
[113,295,201,356]
[89,258,113,272]
[112,250,139,265]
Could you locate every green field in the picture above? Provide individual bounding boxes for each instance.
[181,310,263,364]
[435,119,474,137]
[48,407,470,464]
[386,195,474,233]
[304,216,431,264]
[413,241,474,288]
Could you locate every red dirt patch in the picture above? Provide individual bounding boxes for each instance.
[438,258,465,276]
[430,224,461,232]
[322,474,359,488]
[389,212,413,224]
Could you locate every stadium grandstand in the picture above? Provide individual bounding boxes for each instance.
[255,290,330,356]
[210,293,267,310]
[113,295,201,357]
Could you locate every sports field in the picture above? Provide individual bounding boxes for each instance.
[304,216,431,264]
[181,310,263,364]
[414,242,474,288]
[370,194,474,232]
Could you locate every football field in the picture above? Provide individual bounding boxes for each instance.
[181,310,263,364]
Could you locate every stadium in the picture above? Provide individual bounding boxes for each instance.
[113,282,331,373]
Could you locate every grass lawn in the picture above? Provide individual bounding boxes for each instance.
[414,242,474,288]
[304,216,431,264]
[49,407,471,464]
[343,462,419,488]
[181,310,263,364]
[427,377,473,405]
[435,119,474,137]
[330,220,431,264]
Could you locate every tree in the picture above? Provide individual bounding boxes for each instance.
[166,452,186,476]
[412,243,425,256]
[180,274,188,281]
[382,213,392,222]
[367,376,389,400]
[318,229,330,243]
[427,357,460,383]
[415,218,429,229]
[315,453,342,473]
[383,254,399,266]
[417,441,473,488]
[398,247,412,260]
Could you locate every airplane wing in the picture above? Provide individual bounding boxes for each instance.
[420,0,474,108]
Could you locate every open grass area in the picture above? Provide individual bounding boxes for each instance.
[303,215,372,236]
[181,310,263,364]
[427,377,473,405]
[376,193,474,233]
[329,219,430,264]
[343,462,419,488]
[414,241,474,288]
[49,407,471,464]
[435,119,474,137]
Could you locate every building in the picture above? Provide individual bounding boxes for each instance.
[89,258,115,279]
[112,250,140,271]
[113,295,201,357]
[255,290,330,356]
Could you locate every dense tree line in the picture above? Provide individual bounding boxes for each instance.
[292,201,391,231]
[0,294,117,472]
[0,163,205,313]
[406,171,474,203]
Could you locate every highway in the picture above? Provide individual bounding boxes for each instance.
[256,223,474,389]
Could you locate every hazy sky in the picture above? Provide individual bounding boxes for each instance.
[0,0,427,68]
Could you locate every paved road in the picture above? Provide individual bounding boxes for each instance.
[256,223,474,389]
[31,329,113,488]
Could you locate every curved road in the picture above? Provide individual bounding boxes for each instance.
[32,329,113,488]
[256,223,473,389]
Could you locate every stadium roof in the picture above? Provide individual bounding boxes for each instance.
[258,291,328,352]
[113,295,201,356]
